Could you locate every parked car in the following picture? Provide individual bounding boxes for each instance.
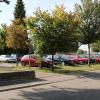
[61,55,76,65]
[46,55,63,65]
[71,55,88,64]
[79,55,100,64]
[7,56,16,62]
[0,55,16,62]
[0,55,10,62]
[11,54,23,62]
[21,54,51,67]
[90,56,100,64]
[45,54,75,66]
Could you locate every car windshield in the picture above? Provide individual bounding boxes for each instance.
[47,55,61,60]
[23,55,29,58]
[61,55,69,59]
[23,55,36,58]
[79,55,85,58]
[68,55,78,58]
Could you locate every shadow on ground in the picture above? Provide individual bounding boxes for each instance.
[40,66,100,81]
[0,78,45,86]
[62,70,100,80]
[10,87,100,100]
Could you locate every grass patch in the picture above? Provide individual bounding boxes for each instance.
[0,66,34,73]
[14,66,34,71]
[1,64,100,74]
[14,64,100,74]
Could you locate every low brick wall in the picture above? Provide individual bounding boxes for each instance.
[0,71,35,81]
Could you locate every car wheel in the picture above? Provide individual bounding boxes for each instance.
[62,62,65,66]
[6,60,9,63]
[21,62,26,66]
[79,61,83,64]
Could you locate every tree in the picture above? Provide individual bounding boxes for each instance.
[0,24,13,54]
[92,40,100,52]
[6,0,28,66]
[14,0,25,20]
[0,36,4,50]
[0,0,10,12]
[6,23,28,50]
[75,0,100,67]
[26,5,80,69]
[0,24,7,53]
[12,0,27,49]
[0,0,10,4]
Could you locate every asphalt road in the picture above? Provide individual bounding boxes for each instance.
[0,71,100,100]
[0,62,16,67]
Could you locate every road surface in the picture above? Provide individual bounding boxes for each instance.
[0,71,100,100]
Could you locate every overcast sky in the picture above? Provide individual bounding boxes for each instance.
[0,0,80,25]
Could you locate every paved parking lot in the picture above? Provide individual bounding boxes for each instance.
[0,71,100,100]
[0,62,17,67]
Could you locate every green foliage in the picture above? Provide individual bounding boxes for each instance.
[75,0,100,67]
[26,5,80,55]
[6,22,29,49]
[91,40,100,52]
[0,0,10,4]
[0,24,7,50]
[14,0,25,19]
[75,0,100,44]
[0,37,4,50]
[6,0,29,53]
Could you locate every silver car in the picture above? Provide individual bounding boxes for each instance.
[0,55,16,62]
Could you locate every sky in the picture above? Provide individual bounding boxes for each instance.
[0,0,80,25]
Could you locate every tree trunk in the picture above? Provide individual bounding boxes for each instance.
[51,54,54,70]
[88,44,91,67]
[16,48,18,66]
[29,47,31,68]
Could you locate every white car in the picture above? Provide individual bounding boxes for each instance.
[0,55,10,62]
[0,55,16,62]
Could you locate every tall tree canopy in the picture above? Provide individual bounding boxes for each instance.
[6,23,28,49]
[0,24,7,50]
[26,5,80,55]
[14,0,25,20]
[75,0,100,66]
[75,0,100,44]
[6,0,28,53]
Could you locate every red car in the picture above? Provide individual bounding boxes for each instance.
[68,55,88,64]
[21,55,51,67]
[91,56,100,64]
